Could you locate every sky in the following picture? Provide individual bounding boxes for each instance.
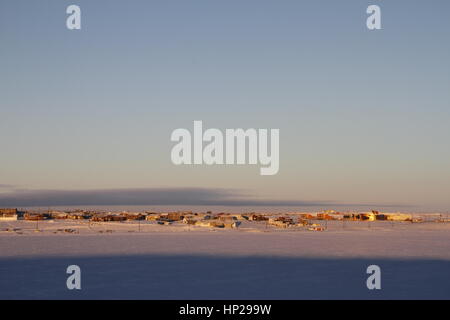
[1,0,450,211]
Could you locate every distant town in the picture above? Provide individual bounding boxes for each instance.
[1,208,449,234]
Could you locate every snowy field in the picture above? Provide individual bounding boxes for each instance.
[1,219,450,299]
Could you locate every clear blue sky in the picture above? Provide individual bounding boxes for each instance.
[1,0,450,210]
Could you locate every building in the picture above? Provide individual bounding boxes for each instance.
[268,217,295,228]
[357,212,377,221]
[385,213,413,221]
[249,214,268,221]
[167,212,184,221]
[0,208,18,220]
[24,213,51,221]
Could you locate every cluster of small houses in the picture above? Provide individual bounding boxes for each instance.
[0,208,431,231]
[0,208,243,229]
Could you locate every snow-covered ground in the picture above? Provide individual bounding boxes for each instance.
[1,219,450,299]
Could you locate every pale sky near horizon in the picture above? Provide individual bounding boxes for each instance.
[1,0,450,210]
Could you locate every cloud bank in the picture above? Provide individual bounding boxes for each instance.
[0,187,343,207]
[0,184,15,189]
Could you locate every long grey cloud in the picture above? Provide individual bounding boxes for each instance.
[0,187,345,207]
[0,184,15,189]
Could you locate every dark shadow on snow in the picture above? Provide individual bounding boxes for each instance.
[1,255,449,299]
